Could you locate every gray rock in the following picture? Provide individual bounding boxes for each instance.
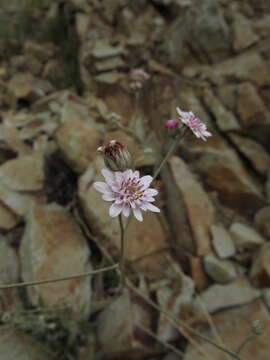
[211,224,236,259]
[197,279,261,313]
[92,41,124,59]
[232,13,259,51]
[203,255,237,283]
[230,222,265,251]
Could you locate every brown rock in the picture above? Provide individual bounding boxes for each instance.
[229,134,270,175]
[230,222,265,252]
[196,278,261,313]
[236,82,270,128]
[250,242,270,287]
[167,156,215,256]
[184,300,270,360]
[0,154,44,191]
[55,119,102,173]
[254,207,270,239]
[210,224,236,259]
[232,13,259,51]
[20,203,91,318]
[97,289,153,357]
[0,202,18,230]
[0,328,53,360]
[193,136,264,215]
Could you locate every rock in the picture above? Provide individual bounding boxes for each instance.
[217,84,237,111]
[19,203,91,318]
[55,119,101,173]
[250,243,270,287]
[92,41,124,59]
[232,13,259,51]
[0,154,44,191]
[97,289,153,357]
[94,72,124,84]
[230,222,265,252]
[157,273,194,342]
[254,207,270,239]
[0,328,53,360]
[202,87,240,131]
[0,241,21,313]
[210,224,236,259]
[78,163,172,280]
[23,41,55,62]
[203,255,237,283]
[166,156,215,256]
[184,300,270,360]
[212,53,269,87]
[193,136,264,215]
[95,57,125,72]
[196,278,261,313]
[229,134,270,175]
[254,14,270,37]
[0,203,18,230]
[75,13,90,40]
[236,82,270,128]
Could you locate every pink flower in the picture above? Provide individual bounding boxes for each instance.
[131,68,151,80]
[176,107,212,141]
[164,119,179,129]
[94,169,160,222]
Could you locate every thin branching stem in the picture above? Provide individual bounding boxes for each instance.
[235,333,255,355]
[0,264,119,289]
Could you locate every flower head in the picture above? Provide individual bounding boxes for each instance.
[97,140,131,172]
[176,107,212,141]
[131,68,151,81]
[94,169,160,221]
[164,119,179,129]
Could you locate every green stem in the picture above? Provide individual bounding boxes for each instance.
[127,281,244,360]
[235,333,255,355]
[153,134,181,181]
[118,214,126,290]
[0,264,119,289]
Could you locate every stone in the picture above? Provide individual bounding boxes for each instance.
[75,13,90,40]
[193,136,264,216]
[97,289,153,357]
[250,243,270,287]
[0,154,44,191]
[230,222,265,252]
[157,273,194,342]
[184,300,270,360]
[0,328,53,360]
[202,87,240,131]
[55,119,101,173]
[196,278,261,313]
[232,13,259,51]
[19,203,91,318]
[78,162,172,280]
[203,255,237,283]
[0,203,18,230]
[212,53,269,87]
[0,241,21,313]
[254,14,270,37]
[23,41,55,62]
[95,57,125,72]
[210,224,236,259]
[229,134,270,175]
[166,156,215,256]
[236,82,270,128]
[217,84,237,111]
[94,72,124,84]
[92,41,124,59]
[254,207,270,239]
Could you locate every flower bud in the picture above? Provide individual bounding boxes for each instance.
[251,320,264,335]
[97,140,132,171]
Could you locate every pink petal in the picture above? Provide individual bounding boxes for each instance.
[93,182,111,193]
[109,203,123,217]
[140,175,153,189]
[132,207,143,222]
[102,192,116,201]
[122,204,130,217]
[101,169,115,183]
[144,203,160,213]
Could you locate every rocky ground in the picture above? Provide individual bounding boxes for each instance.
[0,0,270,359]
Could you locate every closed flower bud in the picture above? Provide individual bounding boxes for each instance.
[251,320,264,335]
[97,140,132,171]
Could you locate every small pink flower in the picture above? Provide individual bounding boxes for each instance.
[131,68,151,80]
[164,119,179,129]
[94,169,160,222]
[176,107,212,141]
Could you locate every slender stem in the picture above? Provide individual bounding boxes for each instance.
[127,280,243,360]
[235,333,255,355]
[118,214,126,290]
[153,134,181,181]
[0,264,119,289]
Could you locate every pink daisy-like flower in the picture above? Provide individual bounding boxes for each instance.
[176,107,212,141]
[94,169,160,222]
[164,119,179,129]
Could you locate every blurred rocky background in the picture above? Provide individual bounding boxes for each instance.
[0,0,269,359]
